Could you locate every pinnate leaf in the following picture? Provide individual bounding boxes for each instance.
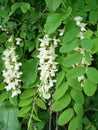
[52,92,71,111]
[45,0,62,11]
[58,108,74,126]
[83,79,97,96]
[35,98,47,110]
[87,67,98,84]
[54,82,68,100]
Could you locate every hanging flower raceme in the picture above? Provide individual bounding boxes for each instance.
[37,35,59,99]
[74,16,93,86]
[74,16,87,39]
[2,46,22,97]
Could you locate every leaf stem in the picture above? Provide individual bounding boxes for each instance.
[55,112,58,130]
[62,0,67,10]
[27,97,36,130]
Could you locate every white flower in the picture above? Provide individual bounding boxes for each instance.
[39,35,51,47]
[79,23,87,32]
[15,38,22,45]
[58,29,64,36]
[3,49,10,57]
[81,57,90,66]
[78,75,85,87]
[2,46,22,97]
[0,25,7,32]
[77,32,84,39]
[53,37,60,46]
[74,16,83,22]
[78,75,85,82]
[37,35,59,99]
[12,89,21,97]
[43,92,51,99]
[74,16,83,26]
[74,16,87,40]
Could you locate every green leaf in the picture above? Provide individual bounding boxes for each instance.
[84,29,93,38]
[60,52,83,67]
[36,121,45,130]
[92,38,98,54]
[44,13,63,34]
[58,108,74,126]
[63,21,79,43]
[62,7,72,19]
[0,47,5,53]
[89,11,98,25]
[70,89,84,105]
[66,67,86,79]
[9,2,20,16]
[54,82,68,100]
[45,8,72,34]
[76,0,84,9]
[0,92,8,102]
[35,98,47,110]
[83,79,97,96]
[52,92,71,112]
[68,79,82,91]
[32,114,41,122]
[20,2,30,13]
[0,33,6,43]
[87,67,98,84]
[56,71,65,87]
[84,5,91,12]
[85,52,92,65]
[81,39,93,50]
[20,88,36,99]
[0,82,6,90]
[0,106,20,130]
[85,0,97,10]
[95,31,98,37]
[0,8,7,17]
[9,96,17,106]
[68,116,82,130]
[60,39,80,53]
[18,106,31,117]
[19,97,32,107]
[74,103,83,117]
[45,0,62,11]
[23,80,40,89]
[21,59,38,87]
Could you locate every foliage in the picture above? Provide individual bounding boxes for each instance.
[0,0,98,130]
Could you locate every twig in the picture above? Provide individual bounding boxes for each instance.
[85,108,98,112]
[27,98,36,130]
[38,6,48,20]
[49,107,52,130]
[55,112,58,130]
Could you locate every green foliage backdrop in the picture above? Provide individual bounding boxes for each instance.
[0,0,98,130]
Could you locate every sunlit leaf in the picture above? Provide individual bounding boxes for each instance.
[58,108,74,126]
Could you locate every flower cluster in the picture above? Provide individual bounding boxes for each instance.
[0,25,8,34]
[2,46,22,97]
[74,16,92,86]
[37,35,59,99]
[74,47,93,86]
[0,25,7,32]
[74,16,87,39]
